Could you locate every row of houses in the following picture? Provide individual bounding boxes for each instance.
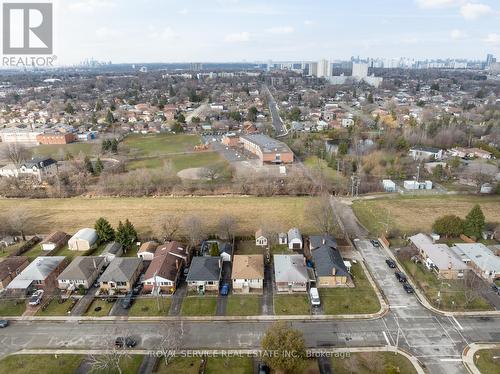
[409,233,500,281]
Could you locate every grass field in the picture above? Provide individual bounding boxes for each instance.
[274,294,310,315]
[319,263,381,315]
[0,196,314,237]
[0,354,83,374]
[156,357,253,374]
[36,298,74,316]
[127,297,171,316]
[122,134,201,157]
[226,295,261,316]
[127,151,223,171]
[52,245,85,260]
[331,352,417,374]
[32,142,97,159]
[304,156,347,185]
[399,260,492,311]
[473,348,500,374]
[180,296,217,316]
[84,299,114,316]
[0,300,25,316]
[352,195,500,236]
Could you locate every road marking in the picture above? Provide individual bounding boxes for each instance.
[440,359,463,362]
[451,316,463,331]
[382,331,390,346]
[389,305,408,308]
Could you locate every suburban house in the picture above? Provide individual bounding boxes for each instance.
[255,229,268,247]
[154,241,189,264]
[0,236,17,248]
[287,228,303,250]
[309,235,337,251]
[451,243,500,282]
[311,244,350,287]
[232,255,264,294]
[100,241,123,263]
[98,257,143,293]
[57,256,106,290]
[278,233,288,245]
[6,256,68,293]
[0,256,29,290]
[274,254,311,293]
[137,241,158,261]
[186,256,222,294]
[409,146,443,161]
[68,228,98,251]
[0,157,58,182]
[40,231,70,252]
[142,253,182,294]
[409,233,469,279]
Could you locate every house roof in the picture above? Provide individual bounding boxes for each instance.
[410,146,442,154]
[451,243,500,274]
[287,228,301,242]
[410,234,467,271]
[273,254,308,283]
[309,235,337,250]
[232,255,264,280]
[22,157,56,169]
[69,228,98,244]
[99,258,142,282]
[41,231,69,246]
[312,245,349,277]
[143,253,181,282]
[155,241,185,258]
[57,256,105,281]
[7,256,66,289]
[0,256,28,280]
[255,228,265,239]
[102,241,123,256]
[138,241,158,255]
[186,256,221,282]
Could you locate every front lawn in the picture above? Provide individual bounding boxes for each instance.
[0,354,83,374]
[0,300,25,316]
[319,263,380,315]
[399,259,492,311]
[226,295,261,316]
[155,357,253,374]
[274,294,310,315]
[331,352,417,374]
[473,348,500,374]
[84,298,114,316]
[36,297,75,316]
[127,297,171,316]
[180,296,217,316]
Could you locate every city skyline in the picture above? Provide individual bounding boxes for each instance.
[50,0,500,65]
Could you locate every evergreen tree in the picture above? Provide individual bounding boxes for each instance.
[106,109,115,124]
[94,157,104,175]
[65,102,75,114]
[94,217,115,242]
[111,139,118,153]
[101,139,111,153]
[464,204,485,239]
[432,215,464,238]
[209,242,219,256]
[115,219,137,249]
[84,156,94,174]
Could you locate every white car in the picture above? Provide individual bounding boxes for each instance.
[28,290,44,306]
[309,287,321,306]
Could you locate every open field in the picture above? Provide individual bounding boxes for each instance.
[126,151,223,171]
[0,196,314,237]
[331,352,417,374]
[353,195,500,236]
[122,134,201,157]
[474,348,500,374]
[32,142,97,159]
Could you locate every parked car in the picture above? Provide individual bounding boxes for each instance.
[385,259,396,268]
[403,283,414,294]
[370,239,380,248]
[115,336,137,348]
[121,292,134,309]
[220,283,229,296]
[491,283,500,295]
[0,320,9,328]
[258,363,270,374]
[309,287,321,306]
[395,271,407,283]
[28,290,44,306]
[132,284,143,296]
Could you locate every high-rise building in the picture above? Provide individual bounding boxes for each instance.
[317,59,330,77]
[352,62,368,78]
[486,54,496,68]
[309,62,318,76]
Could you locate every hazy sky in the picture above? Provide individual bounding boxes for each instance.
[50,0,500,64]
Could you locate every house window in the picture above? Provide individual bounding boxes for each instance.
[102,281,108,285]
[207,281,214,285]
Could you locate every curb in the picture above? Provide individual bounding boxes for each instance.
[461,342,500,374]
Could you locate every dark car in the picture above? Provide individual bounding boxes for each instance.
[0,320,9,328]
[492,283,500,295]
[403,283,414,294]
[258,363,270,374]
[115,336,137,348]
[132,284,143,296]
[220,283,229,296]
[370,239,381,248]
[395,271,407,283]
[385,259,396,268]
[121,292,134,309]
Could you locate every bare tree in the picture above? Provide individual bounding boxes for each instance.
[198,163,226,181]
[157,323,184,368]
[308,194,336,235]
[154,214,181,242]
[183,216,204,247]
[217,214,237,241]
[1,142,32,168]
[7,206,32,241]
[461,272,483,308]
[88,341,130,374]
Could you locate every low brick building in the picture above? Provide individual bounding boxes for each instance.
[36,133,76,145]
[239,134,294,165]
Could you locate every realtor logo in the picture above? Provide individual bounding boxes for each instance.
[3,3,53,54]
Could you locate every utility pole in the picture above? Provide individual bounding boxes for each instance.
[416,164,420,184]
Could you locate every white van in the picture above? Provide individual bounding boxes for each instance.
[309,287,320,306]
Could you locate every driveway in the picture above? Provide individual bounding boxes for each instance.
[168,280,187,316]
[216,261,232,316]
[71,287,98,316]
[109,297,129,317]
[262,262,274,315]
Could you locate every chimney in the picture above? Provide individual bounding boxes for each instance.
[322,236,326,245]
[175,259,180,270]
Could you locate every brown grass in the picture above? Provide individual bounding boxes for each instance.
[0,196,315,237]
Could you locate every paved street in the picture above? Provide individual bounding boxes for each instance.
[264,85,287,137]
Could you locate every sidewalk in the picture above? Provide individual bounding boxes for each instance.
[462,342,500,374]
